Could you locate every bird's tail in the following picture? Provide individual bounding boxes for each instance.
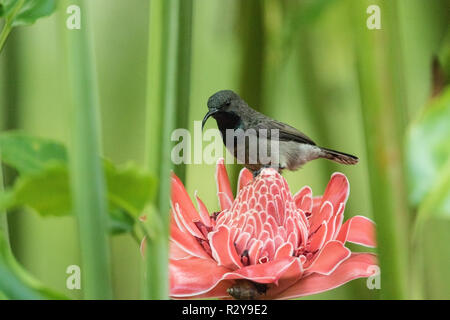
[319,147,359,165]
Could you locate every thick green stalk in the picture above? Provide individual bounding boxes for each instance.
[0,161,8,248]
[157,0,180,224]
[0,23,13,54]
[173,0,193,182]
[145,0,164,178]
[0,25,18,249]
[145,0,192,299]
[144,0,165,300]
[0,260,44,300]
[238,0,266,112]
[65,0,112,299]
[228,0,266,187]
[350,0,409,299]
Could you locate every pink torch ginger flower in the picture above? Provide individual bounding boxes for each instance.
[170,159,377,299]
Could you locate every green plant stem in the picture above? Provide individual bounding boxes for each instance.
[229,0,266,187]
[145,0,193,300]
[350,0,409,299]
[0,161,9,249]
[0,259,44,300]
[145,0,163,178]
[173,0,193,182]
[0,232,68,299]
[144,0,166,300]
[0,24,13,53]
[0,0,26,54]
[157,0,179,227]
[414,157,450,234]
[410,222,425,299]
[65,0,112,299]
[144,233,168,299]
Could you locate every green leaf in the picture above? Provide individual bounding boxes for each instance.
[13,0,55,26]
[104,160,156,217]
[6,164,71,217]
[0,0,56,26]
[0,132,156,234]
[0,191,13,212]
[0,162,155,231]
[407,87,450,219]
[0,132,67,175]
[0,0,16,18]
[108,208,135,235]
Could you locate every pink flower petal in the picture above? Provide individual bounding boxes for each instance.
[332,203,345,240]
[336,215,376,247]
[209,225,243,269]
[171,219,211,259]
[171,173,199,223]
[264,258,304,299]
[170,240,193,260]
[309,201,333,233]
[235,232,251,255]
[320,172,349,215]
[274,242,294,260]
[173,202,205,239]
[238,167,253,193]
[324,203,345,244]
[305,240,351,275]
[308,221,327,252]
[170,257,231,298]
[194,192,212,227]
[293,186,313,213]
[275,253,378,299]
[248,239,263,265]
[312,196,322,212]
[222,257,302,284]
[216,158,234,211]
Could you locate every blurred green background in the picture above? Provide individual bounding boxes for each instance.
[0,0,449,299]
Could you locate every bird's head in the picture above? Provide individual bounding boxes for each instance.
[202,90,241,130]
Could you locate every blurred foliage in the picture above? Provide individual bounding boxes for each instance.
[0,0,56,52]
[0,131,67,174]
[0,132,156,233]
[0,0,55,27]
[407,88,450,222]
[0,232,67,299]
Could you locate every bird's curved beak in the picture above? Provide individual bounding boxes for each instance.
[202,109,218,131]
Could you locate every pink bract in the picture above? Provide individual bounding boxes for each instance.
[170,159,377,299]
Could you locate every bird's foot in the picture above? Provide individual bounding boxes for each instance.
[252,165,284,178]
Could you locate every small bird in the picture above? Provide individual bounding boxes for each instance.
[202,90,358,175]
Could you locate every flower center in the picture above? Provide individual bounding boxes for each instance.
[201,169,311,265]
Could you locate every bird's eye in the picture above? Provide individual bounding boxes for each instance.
[225,100,231,106]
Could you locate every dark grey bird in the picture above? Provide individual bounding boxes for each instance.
[202,90,358,175]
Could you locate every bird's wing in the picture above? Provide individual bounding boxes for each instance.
[252,118,316,146]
